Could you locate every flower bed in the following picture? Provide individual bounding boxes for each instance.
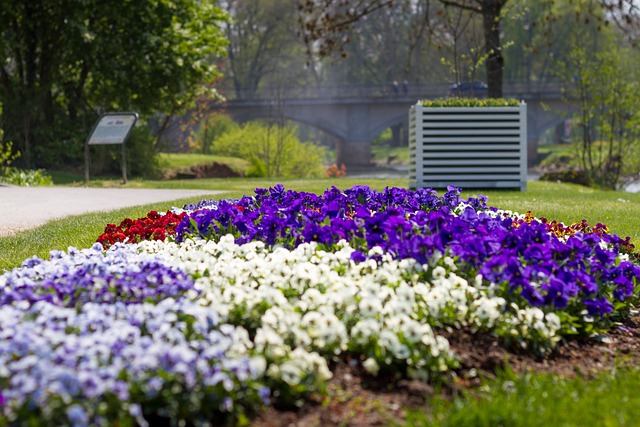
[1,185,639,426]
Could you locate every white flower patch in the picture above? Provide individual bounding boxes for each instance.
[137,236,564,379]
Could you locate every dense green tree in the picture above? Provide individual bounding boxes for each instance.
[0,0,228,169]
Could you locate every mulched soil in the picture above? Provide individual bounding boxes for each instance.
[164,162,242,179]
[250,315,640,427]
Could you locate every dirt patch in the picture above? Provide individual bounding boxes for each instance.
[250,316,640,426]
[164,163,243,180]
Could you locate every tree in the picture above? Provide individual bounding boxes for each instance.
[221,0,314,99]
[298,0,508,96]
[297,0,640,98]
[432,3,487,87]
[0,0,228,169]
[322,1,436,86]
[557,24,640,189]
[439,1,507,98]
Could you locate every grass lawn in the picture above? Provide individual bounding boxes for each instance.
[409,367,640,426]
[58,177,640,247]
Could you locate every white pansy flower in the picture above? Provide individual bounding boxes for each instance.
[431,266,447,280]
[351,319,381,345]
[358,296,383,318]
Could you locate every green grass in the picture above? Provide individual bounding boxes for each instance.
[408,367,640,426]
[371,144,410,165]
[0,196,217,273]
[475,181,640,244]
[0,178,406,272]
[67,176,410,194]
[535,142,580,170]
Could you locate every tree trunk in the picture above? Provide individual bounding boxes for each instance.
[481,0,506,98]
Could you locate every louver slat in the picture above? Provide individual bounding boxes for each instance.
[409,103,527,191]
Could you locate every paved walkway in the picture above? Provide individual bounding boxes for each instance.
[0,185,223,237]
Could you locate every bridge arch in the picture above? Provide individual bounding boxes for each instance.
[211,83,575,168]
[368,113,408,142]
[228,110,345,143]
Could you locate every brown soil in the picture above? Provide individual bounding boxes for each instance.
[164,163,243,180]
[250,316,640,427]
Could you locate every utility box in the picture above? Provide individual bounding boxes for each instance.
[409,101,527,191]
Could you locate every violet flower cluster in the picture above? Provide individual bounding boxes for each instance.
[0,298,269,426]
[0,243,196,307]
[176,185,640,322]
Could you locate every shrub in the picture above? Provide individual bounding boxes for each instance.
[125,126,161,178]
[539,169,593,187]
[0,167,53,186]
[0,141,19,177]
[1,103,20,176]
[211,121,325,178]
[193,113,239,154]
[0,115,52,186]
[420,98,521,107]
[89,125,161,179]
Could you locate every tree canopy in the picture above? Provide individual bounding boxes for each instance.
[297,0,640,98]
[0,0,228,168]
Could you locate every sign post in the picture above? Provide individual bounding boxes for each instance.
[84,112,138,184]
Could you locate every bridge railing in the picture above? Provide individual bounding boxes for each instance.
[223,81,569,102]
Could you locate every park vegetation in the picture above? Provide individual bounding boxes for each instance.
[0,0,639,187]
[0,0,228,174]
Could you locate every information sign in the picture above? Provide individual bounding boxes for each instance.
[84,112,138,184]
[88,114,138,145]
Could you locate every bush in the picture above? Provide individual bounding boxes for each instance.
[211,121,326,178]
[0,141,19,176]
[539,169,593,187]
[0,116,52,186]
[125,126,161,178]
[194,113,239,154]
[1,103,20,175]
[421,98,520,107]
[0,167,53,186]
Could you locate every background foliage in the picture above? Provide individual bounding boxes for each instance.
[211,121,326,178]
[0,0,228,171]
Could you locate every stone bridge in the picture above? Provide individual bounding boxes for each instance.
[214,82,576,168]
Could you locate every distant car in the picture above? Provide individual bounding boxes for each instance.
[449,81,488,98]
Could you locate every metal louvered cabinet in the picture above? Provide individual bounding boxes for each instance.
[409,102,527,191]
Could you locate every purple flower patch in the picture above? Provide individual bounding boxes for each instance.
[175,185,640,320]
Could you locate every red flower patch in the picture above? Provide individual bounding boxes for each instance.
[97,210,186,249]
